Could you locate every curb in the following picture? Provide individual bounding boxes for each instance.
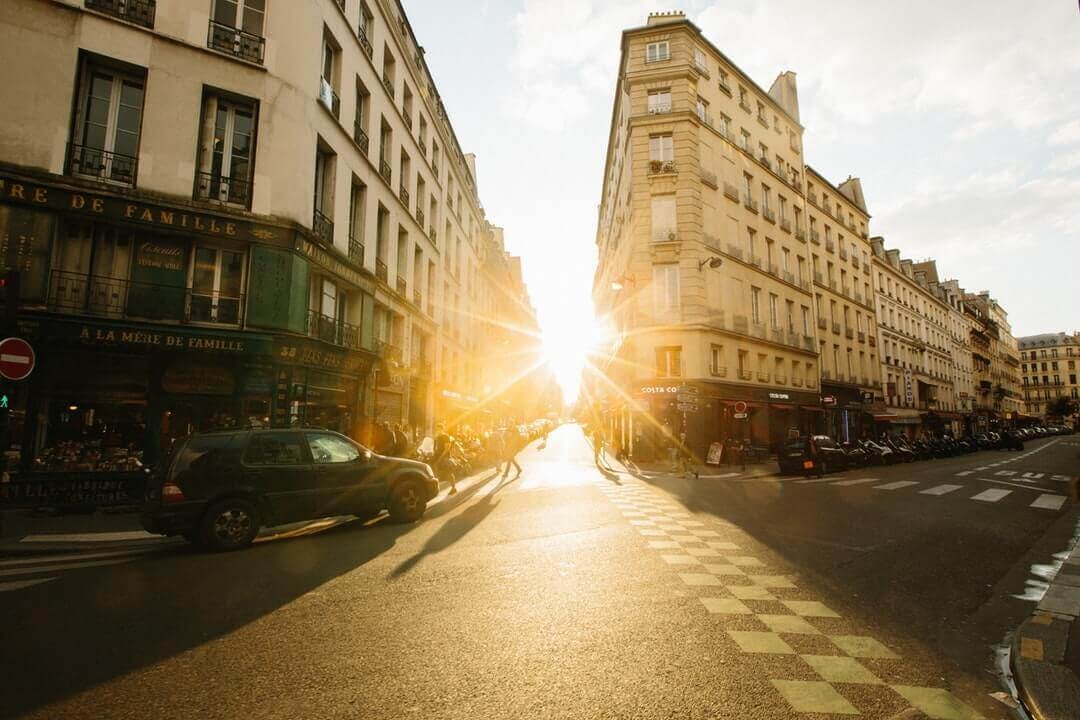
[1010,524,1080,720]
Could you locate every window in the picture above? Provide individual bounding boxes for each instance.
[69,56,146,186]
[761,184,771,213]
[750,286,762,323]
[313,145,335,238]
[718,113,730,136]
[718,68,730,92]
[696,96,709,122]
[354,78,371,152]
[738,86,749,108]
[244,433,305,466]
[655,346,681,377]
[306,433,361,464]
[189,247,244,324]
[743,172,753,201]
[739,129,751,151]
[653,265,680,314]
[382,46,396,99]
[650,195,676,242]
[646,41,670,63]
[359,1,374,43]
[758,142,768,163]
[801,306,810,335]
[785,300,795,332]
[778,196,787,223]
[710,344,723,375]
[647,89,671,114]
[649,134,674,162]
[320,36,340,117]
[348,181,366,259]
[769,293,779,327]
[738,350,748,378]
[418,115,428,153]
[209,0,266,63]
[196,92,256,206]
[756,101,767,124]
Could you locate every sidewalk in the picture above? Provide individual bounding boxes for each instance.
[619,456,781,480]
[1010,517,1080,720]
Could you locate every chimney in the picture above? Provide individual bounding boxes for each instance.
[837,176,868,213]
[647,10,685,26]
[768,71,800,123]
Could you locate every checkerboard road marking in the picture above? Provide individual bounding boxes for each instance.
[1030,493,1066,511]
[971,488,1010,503]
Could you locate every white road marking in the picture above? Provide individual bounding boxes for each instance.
[994,470,1017,477]
[0,547,159,568]
[975,466,990,470]
[0,557,135,578]
[794,477,838,484]
[20,530,161,544]
[875,481,919,491]
[955,471,973,477]
[1051,475,1071,483]
[1030,494,1066,511]
[833,478,879,486]
[921,484,963,496]
[1021,472,1045,479]
[971,488,1011,503]
[0,577,55,593]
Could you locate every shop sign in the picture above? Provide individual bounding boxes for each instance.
[767,392,791,400]
[75,325,250,353]
[677,402,699,412]
[822,395,837,406]
[296,239,373,291]
[275,339,373,376]
[903,368,914,403]
[0,174,286,244]
[676,393,699,403]
[128,236,187,320]
[161,363,235,395]
[861,391,875,403]
[639,384,680,394]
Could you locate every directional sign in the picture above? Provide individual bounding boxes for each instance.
[677,394,700,404]
[677,403,699,412]
[679,385,700,394]
[733,412,749,419]
[0,337,34,381]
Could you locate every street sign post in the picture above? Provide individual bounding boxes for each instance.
[677,393,699,403]
[0,337,34,381]
[677,402,699,412]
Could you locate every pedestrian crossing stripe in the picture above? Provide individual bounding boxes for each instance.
[971,488,1010,503]
[921,484,962,496]
[1021,472,1045,479]
[833,478,879,486]
[994,470,1017,476]
[1030,494,1066,511]
[955,470,973,476]
[875,481,918,491]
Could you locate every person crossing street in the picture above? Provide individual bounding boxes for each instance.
[499,427,523,480]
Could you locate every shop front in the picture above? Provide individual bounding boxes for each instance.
[871,407,923,438]
[629,381,822,462]
[271,336,375,438]
[821,385,873,443]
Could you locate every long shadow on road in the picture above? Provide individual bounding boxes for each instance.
[0,496,461,718]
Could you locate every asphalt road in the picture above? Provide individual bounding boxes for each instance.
[1,426,1077,719]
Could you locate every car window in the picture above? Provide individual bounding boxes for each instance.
[170,435,234,477]
[306,433,361,464]
[243,433,307,466]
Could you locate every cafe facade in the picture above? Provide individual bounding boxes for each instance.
[0,168,386,476]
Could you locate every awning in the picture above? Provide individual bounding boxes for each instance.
[770,403,793,410]
[801,405,824,412]
[872,414,896,421]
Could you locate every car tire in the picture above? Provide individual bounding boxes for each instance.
[200,498,260,551]
[388,479,427,523]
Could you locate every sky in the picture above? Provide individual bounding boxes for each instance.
[404,0,1080,400]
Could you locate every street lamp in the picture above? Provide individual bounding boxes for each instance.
[698,256,723,271]
[611,275,636,291]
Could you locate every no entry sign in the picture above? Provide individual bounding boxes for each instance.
[0,337,35,381]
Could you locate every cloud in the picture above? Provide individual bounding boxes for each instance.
[1049,119,1080,146]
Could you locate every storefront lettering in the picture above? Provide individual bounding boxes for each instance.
[768,392,791,400]
[77,326,245,352]
[640,385,679,394]
[136,242,185,271]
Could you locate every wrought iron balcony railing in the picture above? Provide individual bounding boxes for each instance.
[376,258,388,282]
[195,171,251,207]
[307,310,362,350]
[353,123,369,155]
[66,143,137,187]
[47,269,243,325]
[379,159,392,184]
[207,19,265,64]
[86,0,155,28]
[348,237,364,265]
[313,208,333,243]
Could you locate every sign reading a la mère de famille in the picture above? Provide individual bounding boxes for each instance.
[0,175,284,244]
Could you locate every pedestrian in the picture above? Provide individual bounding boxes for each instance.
[432,424,457,495]
[592,426,604,465]
[500,427,523,479]
[807,434,825,477]
[677,431,698,479]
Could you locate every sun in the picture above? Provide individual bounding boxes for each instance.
[542,315,612,404]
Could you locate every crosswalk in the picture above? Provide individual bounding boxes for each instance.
[774,472,1070,512]
[0,546,160,594]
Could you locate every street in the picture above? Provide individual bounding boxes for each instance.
[1,424,1077,720]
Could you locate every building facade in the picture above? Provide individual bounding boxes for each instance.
[1018,332,1080,423]
[0,0,538,476]
[591,11,887,459]
[965,291,1023,425]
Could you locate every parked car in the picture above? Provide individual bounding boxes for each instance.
[777,435,848,475]
[142,428,440,551]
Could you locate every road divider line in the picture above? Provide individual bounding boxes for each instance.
[971,488,1011,503]
[1030,494,1066,511]
[0,547,162,568]
[955,471,973,477]
[920,484,963,496]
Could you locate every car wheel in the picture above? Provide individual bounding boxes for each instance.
[388,479,427,523]
[200,498,260,551]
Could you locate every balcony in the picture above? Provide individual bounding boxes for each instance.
[750,255,762,268]
[376,258,388,282]
[207,19,265,64]
[48,269,243,326]
[379,159,392,184]
[795,227,807,241]
[726,243,745,262]
[382,74,394,98]
[66,143,137,187]
[825,238,835,252]
[758,155,772,171]
[845,327,854,339]
[768,263,779,277]
[700,169,718,188]
[807,192,818,207]
[376,340,403,364]
[832,321,841,335]
[318,78,340,118]
[774,374,787,385]
[817,317,827,330]
[869,336,877,347]
[312,208,333,244]
[743,196,759,213]
[858,330,866,343]
[358,26,373,59]
[733,314,749,334]
[648,159,676,175]
[780,218,792,233]
[838,246,848,260]
[762,207,776,223]
[739,99,751,113]
[803,336,816,352]
[348,236,364,265]
[648,103,672,115]
[694,57,710,77]
[429,226,437,244]
[710,365,728,378]
[739,369,753,381]
[195,171,251,207]
[723,182,740,201]
[413,289,422,306]
[86,0,155,28]
[399,184,410,207]
[852,255,860,269]
[718,79,732,96]
[756,370,770,382]
[792,377,803,387]
[396,275,407,295]
[863,263,871,275]
[813,271,824,285]
[417,207,425,228]
[308,310,362,350]
[353,123,370,155]
[854,292,864,305]
[810,229,821,244]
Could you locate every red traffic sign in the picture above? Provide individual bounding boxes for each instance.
[0,337,35,381]
[733,401,747,414]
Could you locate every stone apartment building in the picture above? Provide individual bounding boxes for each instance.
[591,11,882,458]
[1018,332,1080,423]
[0,0,539,474]
[964,291,1023,424]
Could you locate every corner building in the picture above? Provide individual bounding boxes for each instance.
[1018,332,1079,424]
[0,0,537,476]
[592,11,882,460]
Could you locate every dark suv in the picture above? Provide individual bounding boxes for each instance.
[141,429,440,551]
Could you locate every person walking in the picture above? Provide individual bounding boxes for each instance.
[592,426,604,465]
[500,427,523,480]
[677,430,698,479]
[432,425,457,495]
